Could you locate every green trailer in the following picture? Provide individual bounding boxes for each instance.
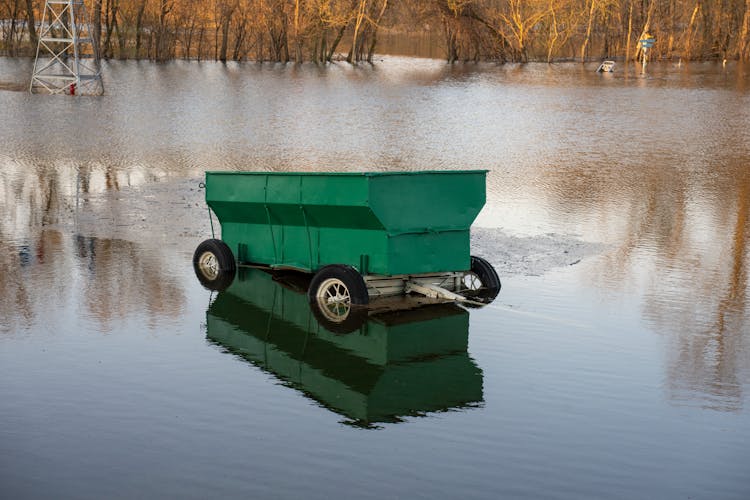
[193,171,500,323]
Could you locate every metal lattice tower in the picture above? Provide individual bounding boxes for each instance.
[30,0,104,95]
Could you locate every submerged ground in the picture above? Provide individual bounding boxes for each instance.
[1,57,749,499]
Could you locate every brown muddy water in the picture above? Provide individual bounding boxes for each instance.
[1,56,749,499]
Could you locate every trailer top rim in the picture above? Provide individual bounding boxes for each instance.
[204,170,489,177]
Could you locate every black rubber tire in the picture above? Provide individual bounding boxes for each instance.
[307,264,369,331]
[193,239,236,291]
[463,255,501,306]
[308,264,369,305]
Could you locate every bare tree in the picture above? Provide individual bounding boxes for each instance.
[5,0,750,62]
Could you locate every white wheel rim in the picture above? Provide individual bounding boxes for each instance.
[316,278,351,322]
[198,251,219,280]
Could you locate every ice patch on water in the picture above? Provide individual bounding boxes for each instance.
[471,227,607,277]
[56,178,607,278]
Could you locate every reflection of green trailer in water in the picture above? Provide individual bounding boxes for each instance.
[194,171,500,326]
[206,268,484,427]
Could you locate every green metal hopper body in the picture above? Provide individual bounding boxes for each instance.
[205,171,487,275]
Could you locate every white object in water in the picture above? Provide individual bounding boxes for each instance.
[596,60,616,73]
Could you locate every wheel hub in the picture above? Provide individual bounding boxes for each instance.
[198,251,219,280]
[316,278,351,322]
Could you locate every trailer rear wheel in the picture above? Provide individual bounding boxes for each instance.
[308,265,369,327]
[193,239,236,291]
[463,255,501,305]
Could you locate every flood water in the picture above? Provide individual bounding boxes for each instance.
[1,56,749,499]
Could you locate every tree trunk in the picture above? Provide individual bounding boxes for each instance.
[666,0,675,58]
[219,13,231,62]
[233,19,246,61]
[114,12,126,59]
[625,0,633,62]
[367,0,388,63]
[327,24,346,61]
[185,19,196,59]
[103,0,114,59]
[740,0,750,60]
[685,2,701,60]
[25,0,38,50]
[293,0,303,62]
[157,1,173,62]
[442,15,458,62]
[580,0,597,62]
[312,32,320,63]
[7,1,19,56]
[547,6,559,63]
[349,0,368,63]
[198,27,205,60]
[92,2,102,54]
[135,0,147,58]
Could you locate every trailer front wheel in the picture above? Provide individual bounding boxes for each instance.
[193,239,236,291]
[308,265,369,328]
[463,255,501,305]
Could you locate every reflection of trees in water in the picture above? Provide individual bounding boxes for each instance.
[1,157,182,248]
[656,174,749,412]
[2,161,66,232]
[1,164,65,331]
[74,234,184,329]
[1,161,184,332]
[0,230,184,332]
[543,161,749,411]
[0,230,78,332]
[0,239,33,331]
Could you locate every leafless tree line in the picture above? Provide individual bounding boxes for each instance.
[433,0,750,62]
[2,0,750,62]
